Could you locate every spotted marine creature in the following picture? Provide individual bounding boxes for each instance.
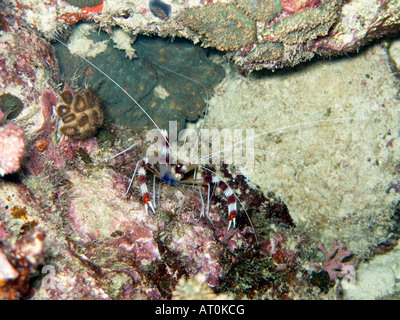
[149,0,172,20]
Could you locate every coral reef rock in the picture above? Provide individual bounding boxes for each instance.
[7,0,400,70]
[0,8,59,137]
[53,24,225,133]
[179,3,257,51]
[0,230,46,300]
[1,0,400,301]
[204,40,400,299]
[172,273,233,300]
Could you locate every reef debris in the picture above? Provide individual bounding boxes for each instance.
[59,0,104,25]
[0,0,398,301]
[216,230,312,299]
[172,273,233,300]
[310,240,355,282]
[0,230,46,300]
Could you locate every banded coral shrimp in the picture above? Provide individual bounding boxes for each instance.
[49,25,268,239]
[51,23,400,261]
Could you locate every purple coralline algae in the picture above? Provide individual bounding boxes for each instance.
[0,96,330,300]
[310,240,355,282]
[0,17,316,297]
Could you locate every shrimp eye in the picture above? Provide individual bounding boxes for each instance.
[174,164,185,174]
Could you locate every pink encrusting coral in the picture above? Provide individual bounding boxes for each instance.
[310,239,354,282]
[0,120,26,176]
[280,0,319,13]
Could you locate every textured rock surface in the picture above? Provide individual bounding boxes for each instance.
[0,9,59,135]
[205,42,400,298]
[269,2,339,44]
[235,0,283,22]
[389,38,400,71]
[0,9,322,298]
[178,3,257,51]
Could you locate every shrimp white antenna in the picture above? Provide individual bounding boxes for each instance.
[199,116,367,163]
[124,159,141,195]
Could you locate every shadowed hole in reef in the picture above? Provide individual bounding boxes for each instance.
[0,93,24,121]
[53,23,226,133]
